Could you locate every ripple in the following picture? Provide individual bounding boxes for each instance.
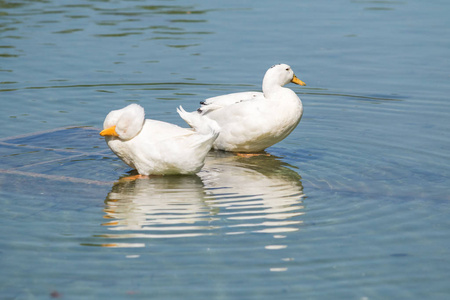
[293,88,450,202]
[94,152,305,246]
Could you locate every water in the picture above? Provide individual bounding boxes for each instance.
[1,0,450,299]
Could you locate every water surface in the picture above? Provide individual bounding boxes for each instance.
[1,0,449,299]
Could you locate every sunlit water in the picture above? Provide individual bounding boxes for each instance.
[1,0,450,299]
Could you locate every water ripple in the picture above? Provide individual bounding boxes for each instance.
[94,152,305,246]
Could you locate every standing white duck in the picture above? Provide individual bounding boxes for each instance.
[182,64,306,153]
[100,103,219,175]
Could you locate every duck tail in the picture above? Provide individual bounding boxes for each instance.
[177,105,220,137]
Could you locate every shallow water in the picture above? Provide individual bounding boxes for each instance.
[1,0,450,299]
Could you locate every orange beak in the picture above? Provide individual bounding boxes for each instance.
[100,125,119,137]
[291,75,306,86]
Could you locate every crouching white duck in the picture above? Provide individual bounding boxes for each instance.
[100,103,219,175]
[182,64,306,153]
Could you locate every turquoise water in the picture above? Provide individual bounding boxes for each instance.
[1,0,450,299]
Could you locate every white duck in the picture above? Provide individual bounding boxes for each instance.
[100,103,219,175]
[182,64,306,153]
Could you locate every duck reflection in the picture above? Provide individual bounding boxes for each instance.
[102,175,216,239]
[100,151,305,243]
[200,151,305,235]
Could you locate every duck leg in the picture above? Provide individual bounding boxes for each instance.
[236,153,271,158]
[119,174,151,181]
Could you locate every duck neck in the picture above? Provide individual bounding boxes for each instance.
[263,80,282,97]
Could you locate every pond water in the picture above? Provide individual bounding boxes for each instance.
[1,0,450,299]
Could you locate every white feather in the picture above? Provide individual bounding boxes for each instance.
[183,64,306,152]
[100,104,218,175]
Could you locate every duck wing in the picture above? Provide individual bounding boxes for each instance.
[198,91,263,114]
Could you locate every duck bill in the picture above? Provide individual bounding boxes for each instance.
[291,75,306,86]
[100,125,119,137]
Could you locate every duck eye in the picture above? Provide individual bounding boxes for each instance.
[286,68,290,71]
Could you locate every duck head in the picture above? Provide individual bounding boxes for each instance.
[100,104,145,140]
[262,64,306,95]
